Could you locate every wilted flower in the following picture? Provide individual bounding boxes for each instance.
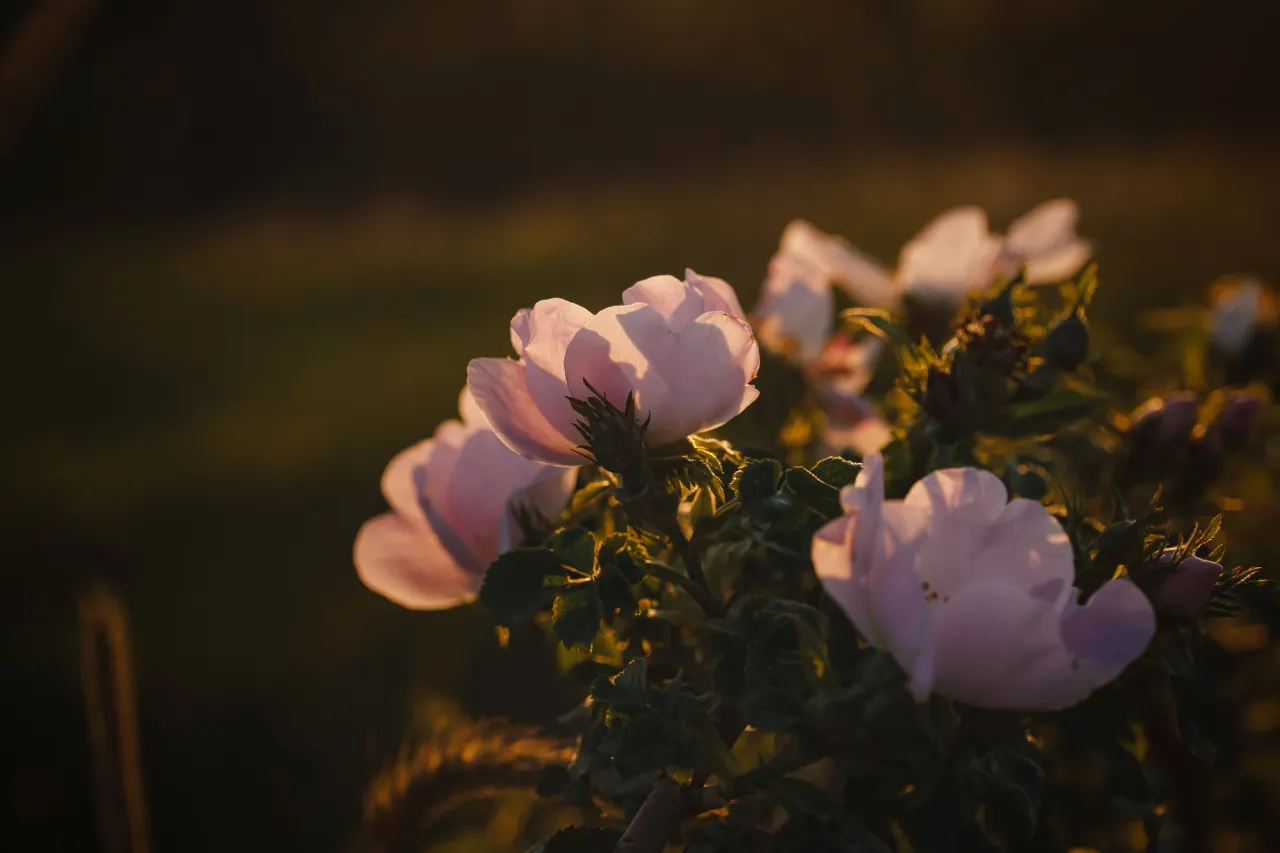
[812,453,1155,710]
[469,270,760,466]
[1146,548,1224,619]
[353,389,576,609]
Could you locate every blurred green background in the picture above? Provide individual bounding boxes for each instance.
[1,1,1278,851]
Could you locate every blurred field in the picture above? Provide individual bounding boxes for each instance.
[4,142,1280,851]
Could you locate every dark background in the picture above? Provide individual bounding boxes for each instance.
[2,1,1278,851]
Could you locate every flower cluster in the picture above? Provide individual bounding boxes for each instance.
[351,202,1276,853]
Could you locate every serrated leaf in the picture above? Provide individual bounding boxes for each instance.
[784,466,842,518]
[810,456,862,489]
[479,548,572,626]
[548,527,598,576]
[553,584,604,649]
[592,658,649,711]
[731,458,784,503]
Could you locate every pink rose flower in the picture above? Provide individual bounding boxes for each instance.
[354,389,576,609]
[900,200,1091,303]
[468,270,760,466]
[812,453,1155,710]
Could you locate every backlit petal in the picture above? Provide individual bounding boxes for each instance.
[353,513,481,610]
[467,358,584,466]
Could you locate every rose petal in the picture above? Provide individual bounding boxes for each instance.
[903,466,1009,525]
[380,436,435,521]
[457,386,488,428]
[622,274,709,332]
[685,268,746,320]
[521,298,596,439]
[1061,578,1156,671]
[813,494,933,699]
[510,307,533,356]
[467,358,584,466]
[1005,198,1079,258]
[826,242,899,311]
[1023,241,1092,284]
[754,251,833,360]
[562,304,760,445]
[444,430,553,567]
[498,466,578,553]
[912,496,1075,603]
[898,206,1002,300]
[353,513,481,610]
[930,579,1092,709]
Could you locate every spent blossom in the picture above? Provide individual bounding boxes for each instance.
[812,453,1155,710]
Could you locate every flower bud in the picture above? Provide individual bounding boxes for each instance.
[1043,308,1090,372]
[1146,549,1224,618]
[568,385,650,475]
[1214,389,1263,450]
[1129,393,1199,446]
[1094,518,1146,574]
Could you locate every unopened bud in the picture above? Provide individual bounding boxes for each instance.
[1146,549,1224,618]
[1043,308,1090,372]
[1129,393,1199,446]
[1094,518,1146,573]
[568,383,650,475]
[1214,390,1263,450]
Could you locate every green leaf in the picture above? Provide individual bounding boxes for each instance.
[591,658,649,711]
[479,548,571,626]
[731,458,784,504]
[528,826,623,853]
[548,527,598,576]
[810,456,862,488]
[987,383,1108,437]
[552,584,604,650]
[842,308,914,354]
[784,466,842,518]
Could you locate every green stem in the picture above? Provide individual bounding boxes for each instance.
[670,526,721,617]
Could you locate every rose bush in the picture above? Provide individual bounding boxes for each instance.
[353,203,1277,853]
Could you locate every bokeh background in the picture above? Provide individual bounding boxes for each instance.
[3,1,1278,851]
